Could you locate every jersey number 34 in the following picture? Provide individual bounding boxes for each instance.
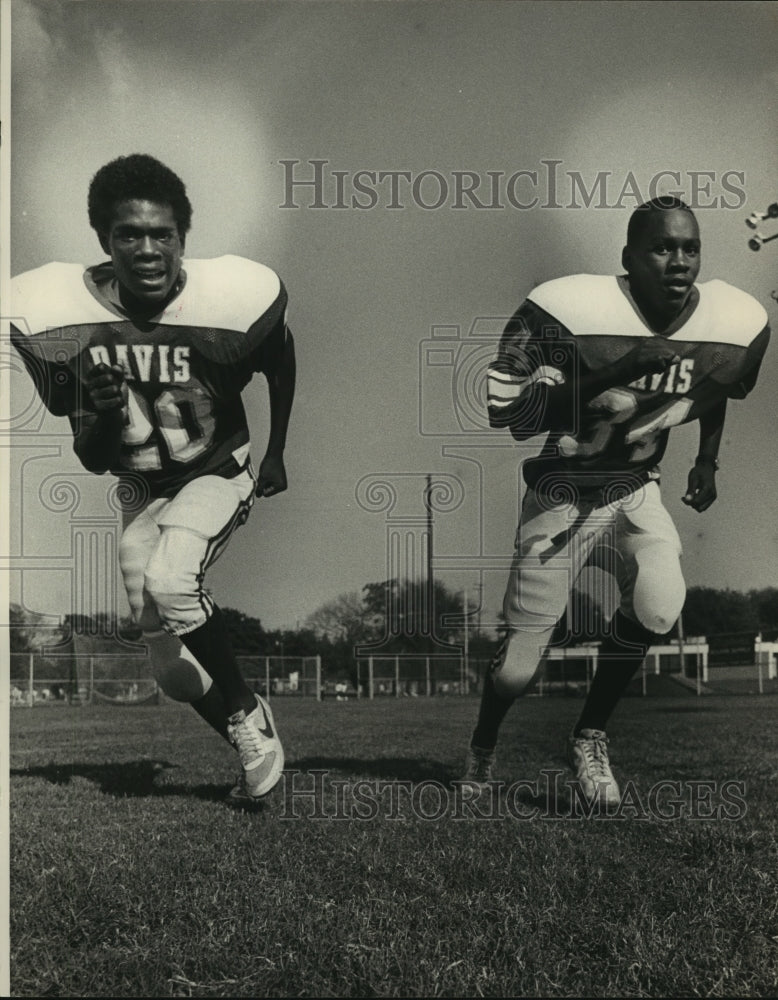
[558,387,693,463]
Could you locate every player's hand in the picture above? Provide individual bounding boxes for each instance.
[622,339,681,378]
[257,453,287,497]
[85,363,127,413]
[682,461,717,512]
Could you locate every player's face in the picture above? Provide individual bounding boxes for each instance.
[623,210,701,319]
[103,200,184,309]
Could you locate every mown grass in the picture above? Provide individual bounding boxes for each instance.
[9,693,778,997]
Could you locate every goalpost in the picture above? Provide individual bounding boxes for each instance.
[354,654,484,698]
[235,655,322,700]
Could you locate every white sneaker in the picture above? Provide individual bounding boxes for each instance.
[226,694,284,800]
[461,745,496,788]
[567,728,620,807]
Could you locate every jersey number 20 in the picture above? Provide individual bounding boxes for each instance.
[122,381,215,470]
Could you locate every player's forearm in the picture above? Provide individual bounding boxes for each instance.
[490,354,642,439]
[695,398,726,464]
[72,412,124,473]
[544,356,646,428]
[489,386,556,440]
[493,375,625,439]
[264,333,296,455]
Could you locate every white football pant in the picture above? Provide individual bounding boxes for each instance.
[494,480,685,698]
[119,468,255,700]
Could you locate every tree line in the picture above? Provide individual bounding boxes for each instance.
[9,583,777,683]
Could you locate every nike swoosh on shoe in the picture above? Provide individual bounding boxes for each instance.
[255,698,275,739]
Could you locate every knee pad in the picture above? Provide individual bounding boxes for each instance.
[491,626,555,699]
[143,561,211,635]
[143,630,212,702]
[631,546,686,636]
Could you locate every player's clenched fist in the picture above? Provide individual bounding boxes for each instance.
[257,453,288,497]
[682,461,717,512]
[622,338,681,378]
[85,363,128,413]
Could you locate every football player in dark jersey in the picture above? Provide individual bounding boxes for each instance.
[464,198,770,805]
[11,154,296,805]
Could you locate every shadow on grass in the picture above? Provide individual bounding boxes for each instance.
[9,760,232,803]
[10,756,470,801]
[288,755,459,783]
[9,759,578,821]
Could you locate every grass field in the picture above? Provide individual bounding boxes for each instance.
[9,692,778,997]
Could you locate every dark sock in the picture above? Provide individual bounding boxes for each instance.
[574,612,655,736]
[472,670,514,752]
[190,685,230,742]
[179,606,255,717]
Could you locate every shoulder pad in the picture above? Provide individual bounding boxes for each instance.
[527,275,647,338]
[684,280,769,346]
[159,256,283,332]
[11,262,113,336]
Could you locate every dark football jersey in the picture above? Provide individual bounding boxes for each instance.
[487,274,769,497]
[11,256,288,499]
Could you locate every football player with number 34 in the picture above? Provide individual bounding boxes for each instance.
[11,154,295,806]
[465,197,770,805]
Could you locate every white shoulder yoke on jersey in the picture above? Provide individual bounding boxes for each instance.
[159,256,282,332]
[527,274,768,347]
[10,256,283,337]
[687,280,769,346]
[11,261,115,337]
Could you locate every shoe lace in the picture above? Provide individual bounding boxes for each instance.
[581,735,612,781]
[230,717,264,765]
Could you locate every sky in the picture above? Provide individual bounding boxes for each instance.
[4,0,778,634]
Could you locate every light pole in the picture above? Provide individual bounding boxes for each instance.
[462,585,469,694]
[677,611,687,679]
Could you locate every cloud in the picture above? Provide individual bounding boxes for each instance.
[12,0,62,106]
[92,25,133,102]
